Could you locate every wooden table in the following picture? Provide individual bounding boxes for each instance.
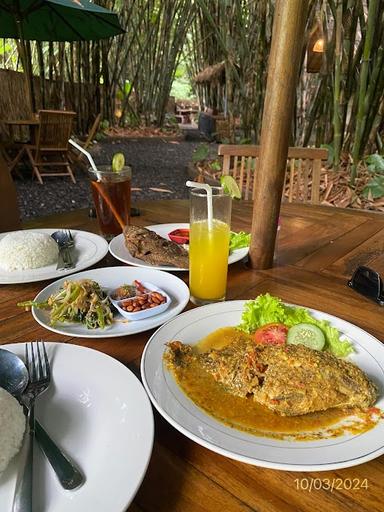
[4,118,40,144]
[1,200,384,512]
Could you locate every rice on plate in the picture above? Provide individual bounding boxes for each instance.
[0,388,25,477]
[0,232,59,271]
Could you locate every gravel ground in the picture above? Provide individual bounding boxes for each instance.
[15,131,213,220]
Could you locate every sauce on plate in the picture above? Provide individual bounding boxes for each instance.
[167,327,381,441]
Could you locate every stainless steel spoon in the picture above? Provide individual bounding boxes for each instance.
[0,348,85,490]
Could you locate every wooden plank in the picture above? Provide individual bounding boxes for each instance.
[296,219,384,272]
[134,443,253,512]
[218,144,328,160]
[155,410,384,512]
[295,159,302,200]
[244,157,252,200]
[288,158,295,203]
[252,157,259,200]
[303,158,310,203]
[324,227,384,278]
[222,154,230,175]
[311,158,321,204]
[233,156,238,180]
[239,156,246,197]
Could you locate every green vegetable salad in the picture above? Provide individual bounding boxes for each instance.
[229,231,251,251]
[238,293,353,357]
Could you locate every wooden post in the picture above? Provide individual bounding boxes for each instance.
[249,0,309,269]
[0,153,21,232]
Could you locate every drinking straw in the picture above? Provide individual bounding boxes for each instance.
[90,181,126,231]
[68,139,126,231]
[68,138,97,172]
[186,180,213,230]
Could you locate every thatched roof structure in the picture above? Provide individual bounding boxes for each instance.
[194,61,225,84]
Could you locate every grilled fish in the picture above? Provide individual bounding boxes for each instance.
[164,338,378,416]
[124,225,189,268]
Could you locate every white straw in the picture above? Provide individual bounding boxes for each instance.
[69,138,98,172]
[186,180,213,230]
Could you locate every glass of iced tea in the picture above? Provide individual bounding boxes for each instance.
[88,165,132,240]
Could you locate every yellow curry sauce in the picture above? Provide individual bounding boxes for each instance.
[167,327,382,441]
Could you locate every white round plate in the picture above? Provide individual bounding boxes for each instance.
[31,267,190,338]
[109,223,249,271]
[141,300,384,472]
[0,229,109,284]
[0,342,154,512]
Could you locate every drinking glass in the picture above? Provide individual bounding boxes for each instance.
[189,187,232,305]
[88,166,131,240]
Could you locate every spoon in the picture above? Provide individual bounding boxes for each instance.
[0,348,85,490]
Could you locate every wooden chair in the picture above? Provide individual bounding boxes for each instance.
[25,110,77,184]
[218,145,328,203]
[69,113,101,167]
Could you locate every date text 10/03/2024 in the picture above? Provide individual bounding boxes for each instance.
[294,478,369,492]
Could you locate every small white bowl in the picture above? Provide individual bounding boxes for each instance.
[109,282,171,321]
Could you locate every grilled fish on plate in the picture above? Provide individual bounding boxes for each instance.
[165,338,378,416]
[124,226,189,268]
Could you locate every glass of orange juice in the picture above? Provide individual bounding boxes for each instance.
[189,187,232,305]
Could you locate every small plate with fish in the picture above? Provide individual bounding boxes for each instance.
[141,297,384,471]
[108,223,249,271]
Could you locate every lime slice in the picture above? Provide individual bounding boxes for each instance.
[111,152,125,173]
[220,175,241,199]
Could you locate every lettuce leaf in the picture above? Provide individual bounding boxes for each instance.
[238,293,353,357]
[229,231,251,251]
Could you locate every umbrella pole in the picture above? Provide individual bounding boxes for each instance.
[249,0,309,269]
[15,7,36,114]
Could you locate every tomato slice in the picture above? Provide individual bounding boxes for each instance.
[253,323,288,345]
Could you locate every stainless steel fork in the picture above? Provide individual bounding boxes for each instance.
[61,229,75,268]
[13,341,50,512]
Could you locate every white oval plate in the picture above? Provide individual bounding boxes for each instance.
[109,223,249,272]
[31,267,190,338]
[141,300,384,472]
[0,229,109,284]
[0,342,154,512]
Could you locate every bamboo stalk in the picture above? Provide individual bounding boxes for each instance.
[249,0,309,269]
[350,0,380,184]
[332,0,343,168]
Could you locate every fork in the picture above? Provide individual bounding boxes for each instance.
[13,341,50,512]
[52,229,75,270]
[61,229,75,269]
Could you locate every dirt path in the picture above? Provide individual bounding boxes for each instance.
[15,136,208,219]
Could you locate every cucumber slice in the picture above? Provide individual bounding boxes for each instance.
[287,323,325,351]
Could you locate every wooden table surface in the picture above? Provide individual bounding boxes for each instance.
[1,200,384,512]
[4,119,40,126]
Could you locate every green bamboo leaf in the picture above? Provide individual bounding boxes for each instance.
[362,176,384,199]
[192,144,210,162]
[365,154,384,173]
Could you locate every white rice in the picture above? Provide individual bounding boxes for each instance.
[0,387,25,477]
[0,231,59,271]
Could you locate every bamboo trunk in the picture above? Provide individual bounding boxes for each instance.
[350,0,379,184]
[333,0,343,168]
[249,0,309,269]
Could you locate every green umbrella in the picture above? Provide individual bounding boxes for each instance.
[0,0,124,111]
[0,0,124,41]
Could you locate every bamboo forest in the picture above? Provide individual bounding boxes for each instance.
[1,0,384,203]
